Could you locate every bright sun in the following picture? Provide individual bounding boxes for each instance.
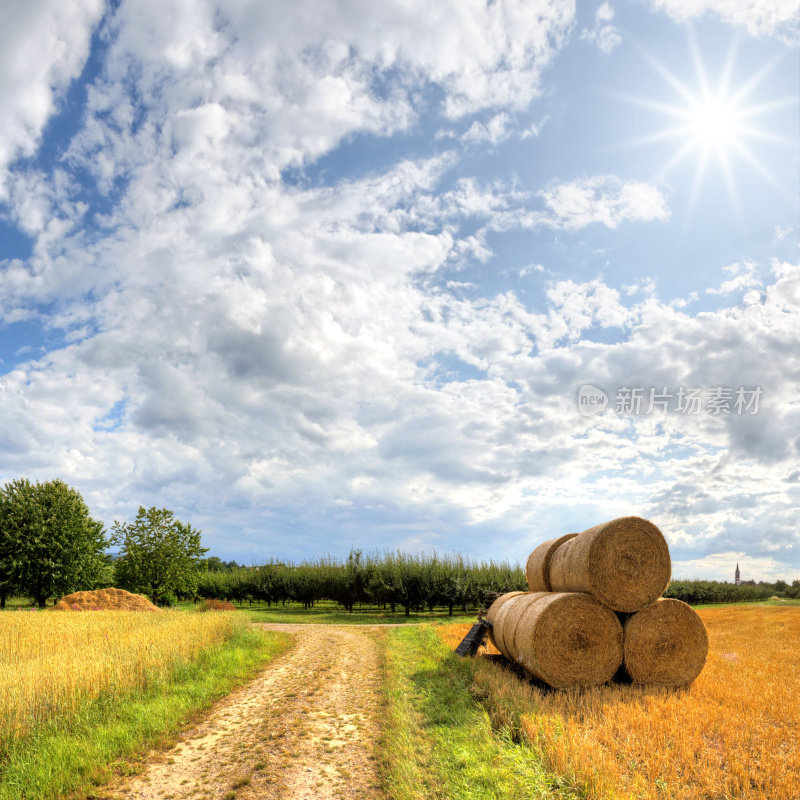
[688,96,741,148]
[620,38,796,212]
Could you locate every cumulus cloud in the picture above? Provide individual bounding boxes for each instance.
[58,0,575,191]
[673,552,800,582]
[651,0,800,41]
[0,0,104,199]
[462,113,512,144]
[581,2,622,53]
[533,176,670,229]
[0,0,798,571]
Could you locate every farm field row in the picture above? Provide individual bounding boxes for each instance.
[433,604,800,800]
[0,611,291,800]
[2,603,797,799]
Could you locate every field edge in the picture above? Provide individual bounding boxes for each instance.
[0,626,293,800]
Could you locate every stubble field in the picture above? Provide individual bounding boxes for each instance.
[440,604,800,800]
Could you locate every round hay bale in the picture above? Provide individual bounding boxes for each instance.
[52,588,160,612]
[548,516,671,612]
[514,592,623,688]
[622,598,708,686]
[525,533,578,591]
[486,591,527,655]
[503,592,548,660]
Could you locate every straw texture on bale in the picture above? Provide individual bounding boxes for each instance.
[487,592,547,659]
[486,591,526,651]
[489,591,623,688]
[52,587,160,612]
[548,516,671,612]
[502,592,548,660]
[622,598,708,686]
[525,533,578,591]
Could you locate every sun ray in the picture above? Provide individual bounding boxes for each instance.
[618,37,796,209]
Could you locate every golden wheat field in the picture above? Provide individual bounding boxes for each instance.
[441,604,800,800]
[0,609,244,757]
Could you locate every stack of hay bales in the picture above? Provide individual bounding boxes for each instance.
[487,516,707,689]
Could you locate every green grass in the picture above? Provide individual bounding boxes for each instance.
[380,625,572,800]
[217,599,480,625]
[0,626,292,800]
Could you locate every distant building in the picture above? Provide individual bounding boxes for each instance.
[735,563,741,585]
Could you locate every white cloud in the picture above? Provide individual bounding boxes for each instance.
[581,2,622,53]
[533,176,670,230]
[462,113,511,144]
[673,552,800,582]
[706,261,761,295]
[651,0,800,41]
[59,0,575,189]
[1,0,799,574]
[0,0,104,199]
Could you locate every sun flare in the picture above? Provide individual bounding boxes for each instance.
[687,95,741,149]
[620,39,796,212]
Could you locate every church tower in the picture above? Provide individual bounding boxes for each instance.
[735,563,741,585]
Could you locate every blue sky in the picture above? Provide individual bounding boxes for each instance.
[1,0,799,581]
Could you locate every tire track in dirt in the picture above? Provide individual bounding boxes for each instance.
[98,624,384,800]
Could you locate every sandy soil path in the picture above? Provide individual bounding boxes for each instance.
[99,624,384,800]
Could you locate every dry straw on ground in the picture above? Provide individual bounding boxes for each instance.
[441,605,800,800]
[488,591,623,688]
[622,598,708,686]
[197,598,237,612]
[52,587,160,611]
[525,533,578,591]
[548,516,671,612]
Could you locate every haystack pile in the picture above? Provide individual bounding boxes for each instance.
[487,516,707,689]
[52,587,160,611]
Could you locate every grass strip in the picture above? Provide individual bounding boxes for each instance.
[381,625,570,800]
[241,600,479,625]
[0,626,292,800]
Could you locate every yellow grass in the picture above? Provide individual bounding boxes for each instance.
[0,609,244,755]
[441,605,800,800]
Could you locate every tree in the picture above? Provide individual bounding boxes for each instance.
[112,507,208,605]
[205,556,225,572]
[0,533,17,609]
[0,478,109,608]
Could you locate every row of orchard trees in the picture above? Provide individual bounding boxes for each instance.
[197,551,527,615]
[197,556,800,612]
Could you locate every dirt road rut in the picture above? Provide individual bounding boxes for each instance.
[101,624,384,800]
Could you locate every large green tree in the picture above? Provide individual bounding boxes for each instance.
[111,506,207,605]
[0,478,109,608]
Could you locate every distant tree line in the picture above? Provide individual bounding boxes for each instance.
[196,558,800,613]
[2,477,799,611]
[665,578,800,604]
[195,551,527,615]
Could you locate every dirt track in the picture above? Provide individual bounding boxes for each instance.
[99,624,384,800]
